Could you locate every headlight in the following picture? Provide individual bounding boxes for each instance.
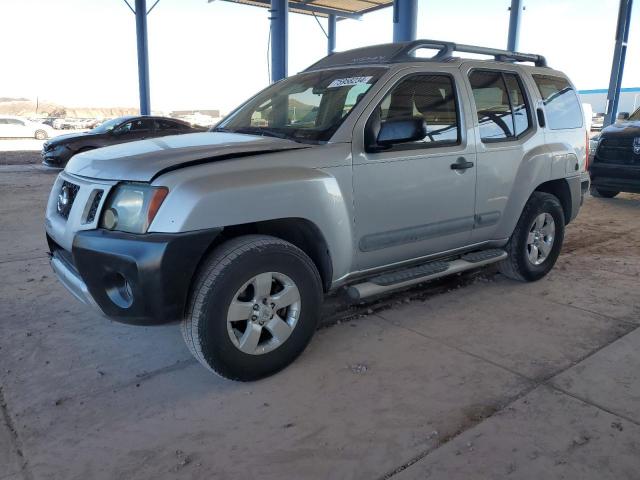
[100,183,168,233]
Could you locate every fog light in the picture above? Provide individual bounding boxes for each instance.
[104,272,133,308]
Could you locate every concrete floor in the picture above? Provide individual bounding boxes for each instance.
[1,164,639,480]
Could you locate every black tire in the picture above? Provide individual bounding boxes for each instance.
[34,129,47,140]
[182,235,323,381]
[591,187,619,198]
[499,192,565,282]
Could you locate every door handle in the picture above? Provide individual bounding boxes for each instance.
[450,157,474,170]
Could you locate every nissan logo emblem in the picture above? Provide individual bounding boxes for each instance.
[57,185,71,215]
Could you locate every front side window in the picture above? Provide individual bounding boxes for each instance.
[216,67,386,143]
[375,74,459,145]
[116,119,153,134]
[533,74,583,130]
[469,70,531,142]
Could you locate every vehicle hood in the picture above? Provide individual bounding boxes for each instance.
[600,120,640,138]
[65,132,309,182]
[46,130,99,146]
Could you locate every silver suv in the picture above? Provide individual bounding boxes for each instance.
[45,40,589,380]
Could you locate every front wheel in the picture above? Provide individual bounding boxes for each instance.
[182,235,323,381]
[34,130,48,140]
[499,192,565,282]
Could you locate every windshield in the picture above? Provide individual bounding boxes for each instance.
[215,67,386,143]
[92,117,132,133]
[629,107,640,121]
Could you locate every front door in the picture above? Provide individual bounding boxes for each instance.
[352,68,477,271]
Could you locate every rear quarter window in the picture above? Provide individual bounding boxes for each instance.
[533,74,583,130]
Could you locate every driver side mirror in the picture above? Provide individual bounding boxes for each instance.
[376,118,427,148]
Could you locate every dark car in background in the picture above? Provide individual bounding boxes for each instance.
[42,116,206,168]
[589,107,640,197]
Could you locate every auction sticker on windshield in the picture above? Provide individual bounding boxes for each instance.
[327,76,373,88]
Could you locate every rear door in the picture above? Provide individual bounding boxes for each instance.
[2,118,29,137]
[529,73,586,173]
[459,63,545,242]
[352,67,477,271]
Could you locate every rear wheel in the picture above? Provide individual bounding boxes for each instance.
[591,187,619,198]
[182,235,323,381]
[34,130,47,140]
[499,192,565,282]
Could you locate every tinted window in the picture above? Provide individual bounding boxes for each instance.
[4,119,24,126]
[117,119,154,133]
[469,71,531,141]
[533,74,583,130]
[155,119,179,130]
[130,119,154,131]
[376,74,459,145]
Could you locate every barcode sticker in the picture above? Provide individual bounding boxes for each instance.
[327,76,373,88]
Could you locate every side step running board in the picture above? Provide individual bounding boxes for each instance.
[347,249,507,301]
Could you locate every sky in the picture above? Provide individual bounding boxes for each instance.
[1,0,638,114]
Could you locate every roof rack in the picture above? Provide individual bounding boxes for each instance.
[304,39,548,71]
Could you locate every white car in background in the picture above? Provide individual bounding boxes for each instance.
[0,116,55,139]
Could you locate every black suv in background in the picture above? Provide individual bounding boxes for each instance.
[590,107,640,197]
[42,116,206,168]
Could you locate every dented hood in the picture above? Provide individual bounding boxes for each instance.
[64,132,307,182]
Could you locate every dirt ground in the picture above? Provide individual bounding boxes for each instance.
[1,162,639,480]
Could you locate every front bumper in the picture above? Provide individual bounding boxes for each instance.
[590,164,640,194]
[41,145,74,167]
[48,228,221,325]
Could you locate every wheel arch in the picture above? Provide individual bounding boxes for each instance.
[198,218,333,293]
[534,178,572,225]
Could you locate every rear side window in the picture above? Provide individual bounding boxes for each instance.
[377,74,459,145]
[469,70,531,142]
[155,119,179,131]
[532,74,583,130]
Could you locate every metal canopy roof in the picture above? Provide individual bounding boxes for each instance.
[216,0,393,19]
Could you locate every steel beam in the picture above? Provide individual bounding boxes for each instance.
[507,0,522,51]
[217,0,362,20]
[605,0,634,126]
[270,0,288,82]
[327,13,336,54]
[392,0,417,43]
[135,0,151,115]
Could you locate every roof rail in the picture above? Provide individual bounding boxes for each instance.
[304,39,547,71]
[396,40,547,67]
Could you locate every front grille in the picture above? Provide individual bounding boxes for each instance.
[596,137,639,165]
[600,137,632,148]
[57,181,80,219]
[85,190,103,224]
